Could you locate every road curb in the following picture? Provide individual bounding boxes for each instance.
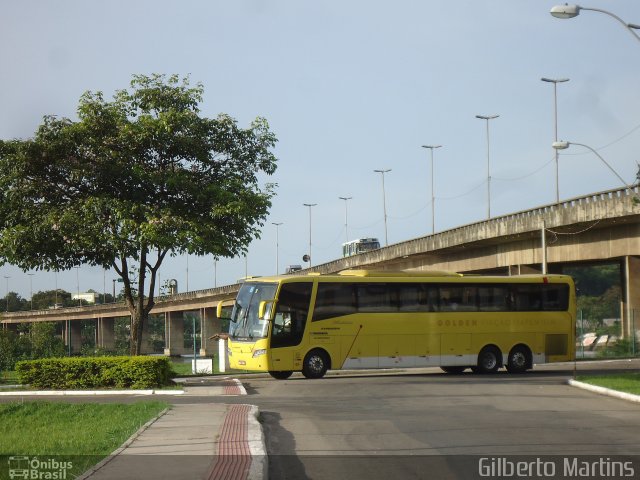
[567,379,640,404]
[247,405,268,480]
[0,389,185,396]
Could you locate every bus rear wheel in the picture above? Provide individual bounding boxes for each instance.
[506,345,531,374]
[269,370,293,380]
[477,346,502,374]
[302,349,329,379]
[441,366,466,374]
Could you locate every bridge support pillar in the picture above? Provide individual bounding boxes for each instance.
[64,321,82,354]
[623,256,640,340]
[2,323,18,333]
[97,317,116,351]
[200,307,222,357]
[164,311,187,356]
[509,264,542,275]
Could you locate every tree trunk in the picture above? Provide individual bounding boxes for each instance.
[115,248,161,356]
[130,309,146,356]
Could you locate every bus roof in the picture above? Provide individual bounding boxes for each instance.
[243,270,573,284]
[337,269,462,277]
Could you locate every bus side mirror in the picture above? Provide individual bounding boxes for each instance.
[258,300,276,320]
[217,301,230,320]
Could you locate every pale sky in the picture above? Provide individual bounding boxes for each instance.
[1,0,639,300]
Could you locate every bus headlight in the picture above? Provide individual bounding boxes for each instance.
[252,349,267,358]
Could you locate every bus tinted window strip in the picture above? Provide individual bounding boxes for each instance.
[311,283,569,320]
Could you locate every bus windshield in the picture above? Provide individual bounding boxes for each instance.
[229,282,278,340]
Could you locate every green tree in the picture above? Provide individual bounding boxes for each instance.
[0,292,27,312]
[0,330,19,372]
[564,264,620,296]
[31,289,74,310]
[0,74,277,354]
[29,322,66,359]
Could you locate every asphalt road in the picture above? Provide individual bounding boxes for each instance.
[4,359,640,479]
[237,360,640,479]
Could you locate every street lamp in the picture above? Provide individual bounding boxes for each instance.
[28,273,34,310]
[421,145,442,234]
[303,203,317,267]
[552,141,634,189]
[373,169,391,246]
[550,4,640,44]
[272,222,283,275]
[475,115,499,219]
[338,196,352,244]
[541,78,569,204]
[74,266,80,306]
[3,276,9,312]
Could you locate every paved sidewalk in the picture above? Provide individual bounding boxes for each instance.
[79,380,265,480]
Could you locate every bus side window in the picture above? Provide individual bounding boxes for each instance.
[272,311,291,336]
[478,286,509,311]
[356,283,398,313]
[542,284,568,311]
[397,284,437,312]
[513,285,543,311]
[312,283,356,321]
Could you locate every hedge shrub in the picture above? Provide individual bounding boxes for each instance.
[15,356,173,389]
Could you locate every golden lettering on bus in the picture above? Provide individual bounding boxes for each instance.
[437,318,478,327]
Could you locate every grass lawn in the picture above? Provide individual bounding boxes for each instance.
[577,373,640,395]
[0,401,168,477]
[170,358,248,376]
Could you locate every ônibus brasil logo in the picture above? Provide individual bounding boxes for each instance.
[7,456,73,480]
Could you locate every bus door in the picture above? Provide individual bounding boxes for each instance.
[270,282,313,370]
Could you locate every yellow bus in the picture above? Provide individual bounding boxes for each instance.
[220,270,575,379]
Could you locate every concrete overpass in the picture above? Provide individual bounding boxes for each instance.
[2,185,639,353]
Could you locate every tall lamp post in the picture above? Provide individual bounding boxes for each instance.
[3,276,9,312]
[476,115,499,219]
[272,222,283,275]
[28,273,34,310]
[541,77,570,204]
[421,145,442,234]
[338,196,352,244]
[550,4,640,44]
[373,169,391,246]
[74,266,80,306]
[303,203,317,267]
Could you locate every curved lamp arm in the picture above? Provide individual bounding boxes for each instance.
[551,4,640,44]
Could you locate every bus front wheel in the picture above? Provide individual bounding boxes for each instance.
[269,370,293,380]
[302,349,329,379]
[477,346,502,374]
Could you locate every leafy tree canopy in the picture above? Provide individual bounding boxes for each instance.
[564,264,620,296]
[0,74,278,353]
